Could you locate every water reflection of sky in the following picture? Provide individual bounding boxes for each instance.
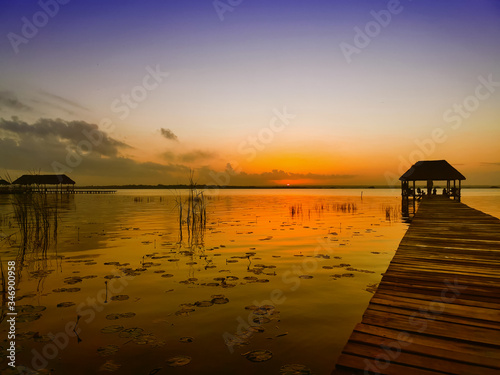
[0,189,498,374]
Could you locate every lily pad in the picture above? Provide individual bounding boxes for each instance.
[242,349,273,362]
[175,309,193,316]
[224,335,250,347]
[64,276,83,284]
[195,300,213,307]
[298,275,313,279]
[57,302,75,308]
[17,293,36,301]
[17,313,42,323]
[261,305,275,311]
[110,295,129,301]
[18,305,46,313]
[99,359,121,372]
[16,331,36,341]
[106,312,136,320]
[365,283,379,294]
[133,333,163,345]
[253,316,272,324]
[161,274,174,278]
[179,336,194,343]
[212,297,229,304]
[166,355,191,367]
[97,345,119,357]
[245,305,259,311]
[119,312,136,318]
[101,325,124,334]
[280,364,312,374]
[33,333,52,342]
[119,327,144,338]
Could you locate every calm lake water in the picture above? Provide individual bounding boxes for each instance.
[0,188,498,374]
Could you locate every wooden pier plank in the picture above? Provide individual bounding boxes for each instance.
[332,197,500,375]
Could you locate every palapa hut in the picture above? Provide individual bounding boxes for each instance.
[0,179,11,192]
[399,160,465,216]
[12,174,76,193]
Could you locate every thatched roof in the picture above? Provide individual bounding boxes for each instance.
[400,160,465,181]
[0,179,10,186]
[12,174,75,185]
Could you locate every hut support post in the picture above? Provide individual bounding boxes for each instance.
[458,180,461,202]
[401,181,408,217]
[412,180,416,214]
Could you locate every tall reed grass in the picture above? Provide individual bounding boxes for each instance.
[174,172,208,248]
[11,191,59,258]
[382,204,401,222]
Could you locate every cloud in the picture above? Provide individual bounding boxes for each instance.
[161,151,176,161]
[0,117,130,157]
[197,164,356,186]
[0,116,353,186]
[480,162,500,167]
[161,149,216,163]
[179,150,216,162]
[0,134,191,185]
[0,91,32,111]
[38,90,90,111]
[160,128,178,141]
[0,117,191,185]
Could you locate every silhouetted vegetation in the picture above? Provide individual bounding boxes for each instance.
[11,191,59,258]
[174,172,208,248]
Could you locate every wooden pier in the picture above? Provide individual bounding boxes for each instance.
[0,189,116,195]
[72,189,116,194]
[333,196,500,375]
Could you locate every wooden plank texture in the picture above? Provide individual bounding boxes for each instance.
[332,196,500,375]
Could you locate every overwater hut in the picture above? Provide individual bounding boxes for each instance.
[400,160,465,216]
[12,174,76,193]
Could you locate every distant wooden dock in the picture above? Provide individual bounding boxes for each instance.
[333,196,500,375]
[72,189,116,194]
[0,189,116,195]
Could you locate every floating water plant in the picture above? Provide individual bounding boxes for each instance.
[97,345,119,357]
[242,349,273,362]
[100,325,124,334]
[166,355,191,367]
[280,364,312,374]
